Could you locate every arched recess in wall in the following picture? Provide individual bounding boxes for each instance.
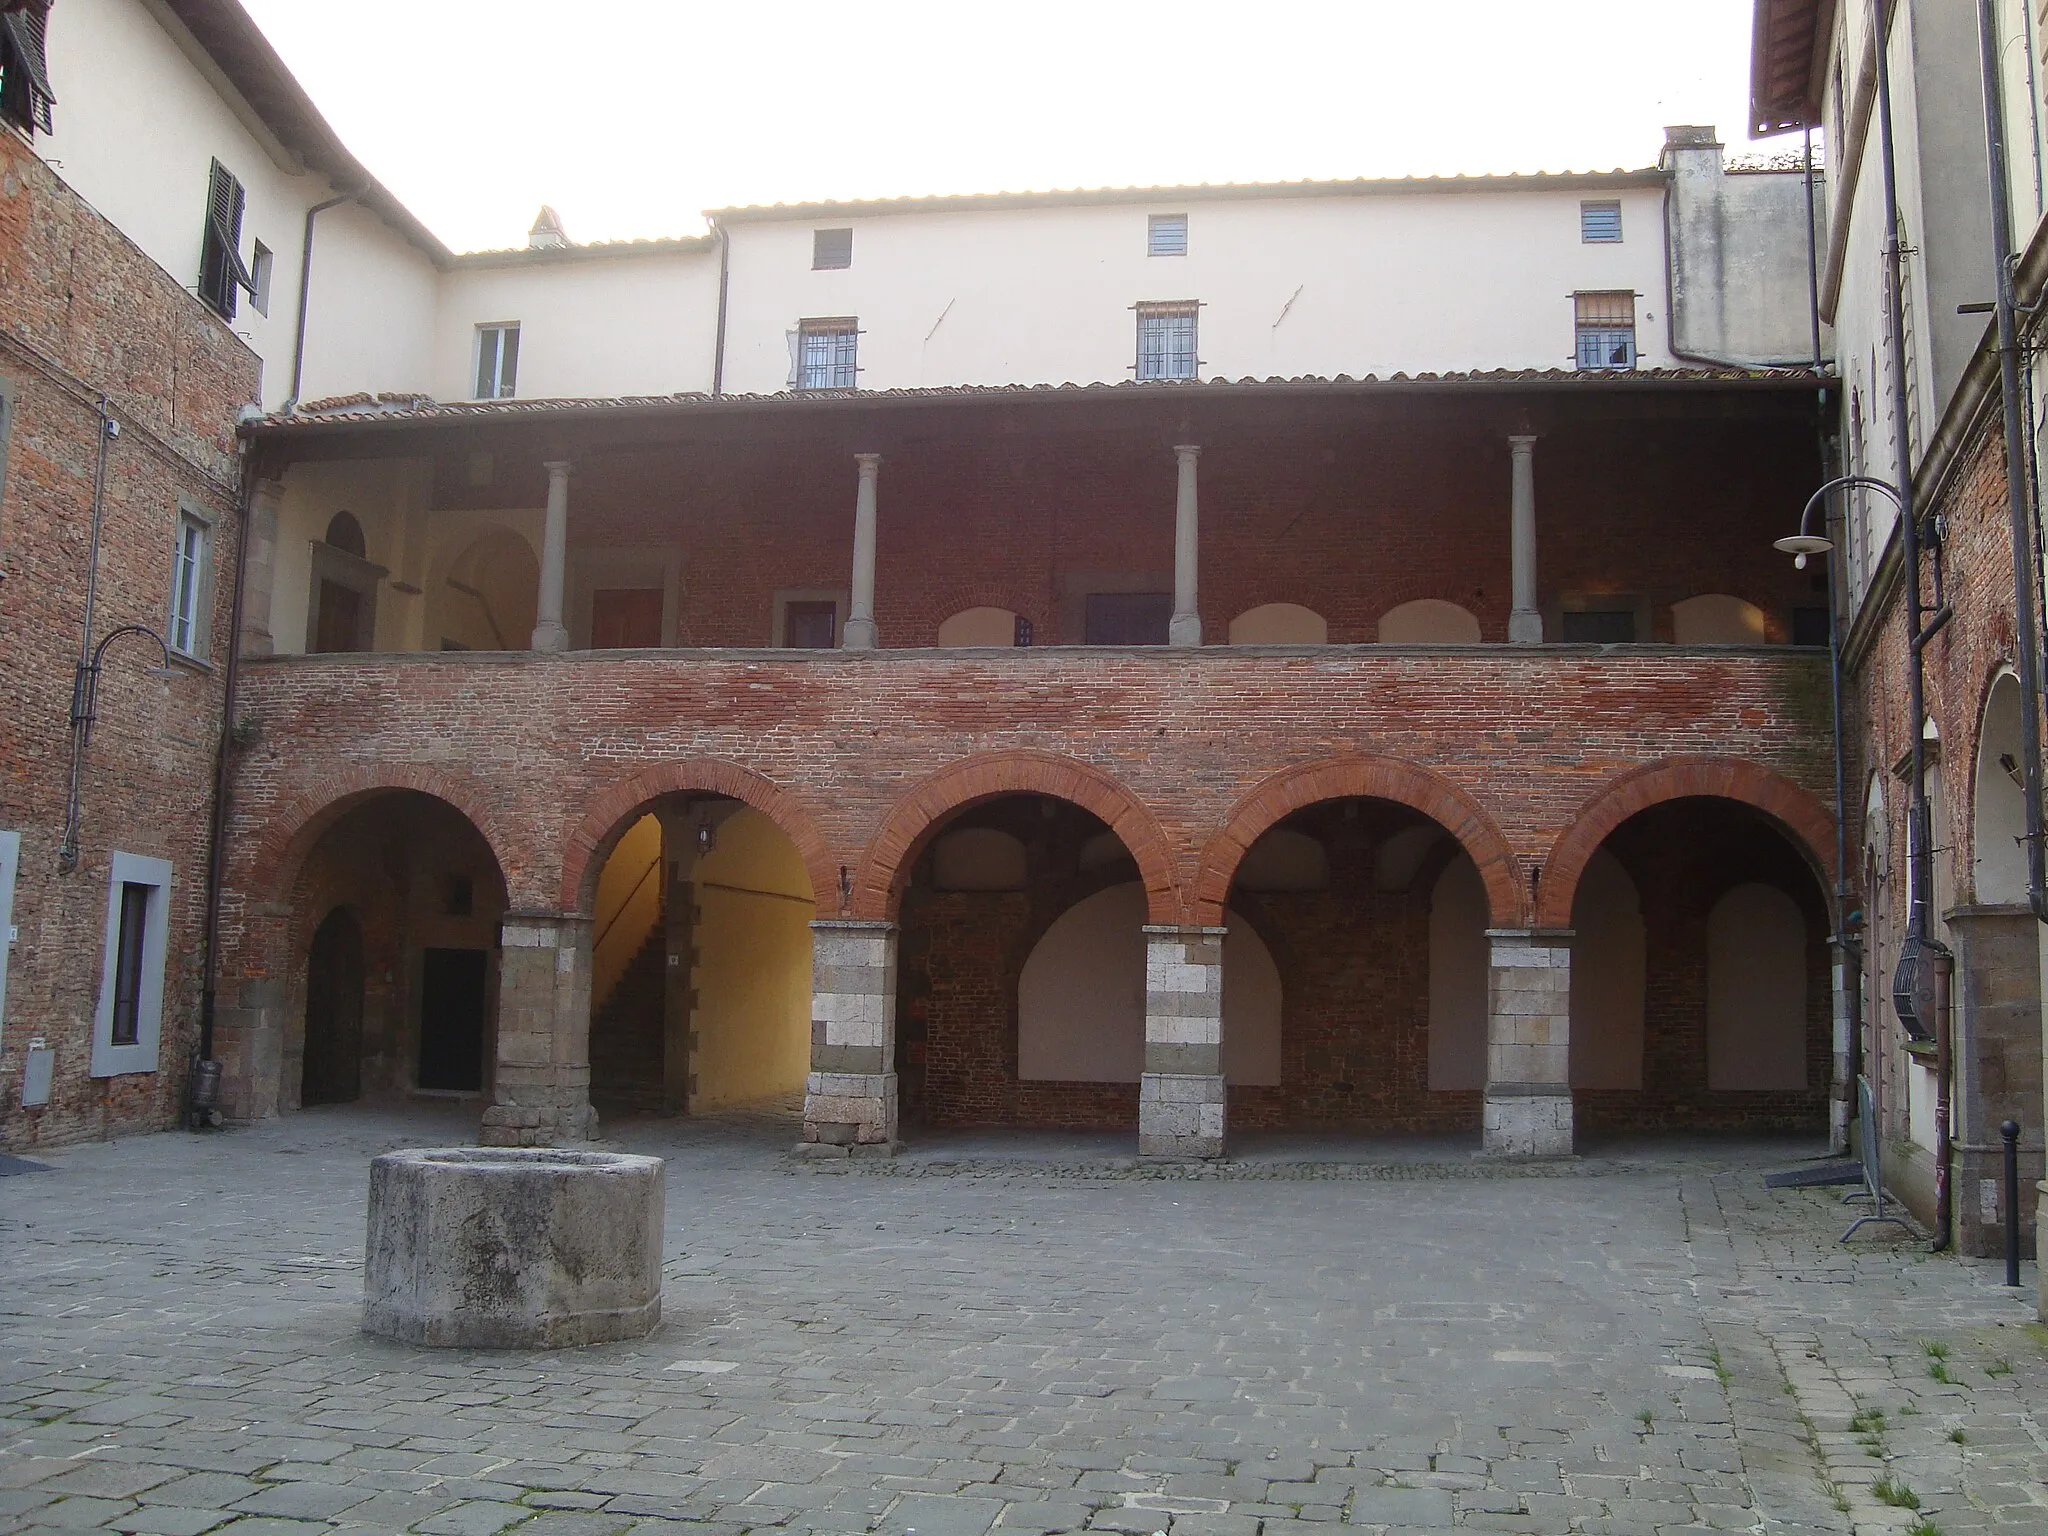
[1017,881,1281,1086]
[1228,603,1327,645]
[1973,670,2029,904]
[1428,852,1490,1090]
[1568,847,1645,1089]
[937,607,1023,647]
[1706,882,1807,1089]
[1671,594,1767,645]
[324,510,367,558]
[428,528,540,652]
[1378,599,1482,644]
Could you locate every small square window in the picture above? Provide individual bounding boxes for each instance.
[1135,302,1199,381]
[1580,200,1623,242]
[1148,214,1188,257]
[813,228,853,269]
[796,318,858,390]
[1573,290,1636,370]
[168,509,210,658]
[475,322,520,399]
[783,600,839,648]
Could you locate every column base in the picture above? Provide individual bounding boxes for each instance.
[1482,1085,1573,1158]
[1507,608,1543,644]
[842,617,877,650]
[529,621,569,654]
[804,1071,897,1147]
[1140,1073,1225,1158]
[479,1088,599,1148]
[1167,612,1202,647]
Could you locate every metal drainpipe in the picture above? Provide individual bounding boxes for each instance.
[58,398,118,870]
[193,445,257,1106]
[1870,0,1945,1235]
[285,192,358,413]
[710,218,731,397]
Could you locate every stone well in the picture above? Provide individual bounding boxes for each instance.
[363,1147,664,1348]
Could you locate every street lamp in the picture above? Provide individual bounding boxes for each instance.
[57,622,178,869]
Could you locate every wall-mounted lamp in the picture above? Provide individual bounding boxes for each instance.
[59,623,177,869]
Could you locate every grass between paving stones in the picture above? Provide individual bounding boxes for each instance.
[1871,1476,1922,1509]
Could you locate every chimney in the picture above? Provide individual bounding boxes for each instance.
[527,205,571,250]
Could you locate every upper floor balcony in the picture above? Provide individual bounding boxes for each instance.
[242,370,1834,664]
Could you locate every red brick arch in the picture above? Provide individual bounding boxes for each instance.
[1537,756,1837,928]
[1192,755,1523,925]
[853,750,1178,922]
[559,759,837,913]
[244,763,524,906]
[926,584,1049,646]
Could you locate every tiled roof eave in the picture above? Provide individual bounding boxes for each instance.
[249,368,1837,439]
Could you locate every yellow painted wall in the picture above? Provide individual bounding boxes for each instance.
[593,814,663,1009]
[690,808,815,1109]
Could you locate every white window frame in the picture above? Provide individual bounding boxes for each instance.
[167,499,213,660]
[90,852,172,1078]
[250,240,274,316]
[475,322,520,400]
[0,829,20,1035]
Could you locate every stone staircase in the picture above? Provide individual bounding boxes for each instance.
[591,923,668,1114]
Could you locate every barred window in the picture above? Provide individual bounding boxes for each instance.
[1580,200,1623,242]
[1136,302,1199,381]
[797,318,859,390]
[1574,291,1637,370]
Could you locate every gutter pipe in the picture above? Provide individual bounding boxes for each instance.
[286,191,359,413]
[711,218,731,397]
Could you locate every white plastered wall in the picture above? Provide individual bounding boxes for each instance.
[719,184,1675,395]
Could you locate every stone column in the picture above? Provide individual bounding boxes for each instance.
[1168,444,1203,647]
[1507,435,1542,644]
[1484,928,1573,1155]
[1947,906,2043,1258]
[1139,923,1227,1157]
[239,476,285,655]
[530,459,571,653]
[843,453,882,650]
[481,911,597,1146]
[802,919,897,1153]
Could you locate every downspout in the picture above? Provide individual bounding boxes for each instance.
[57,398,118,869]
[193,443,257,1115]
[1870,0,1948,1248]
[1975,0,2048,928]
[710,217,731,397]
[285,191,358,413]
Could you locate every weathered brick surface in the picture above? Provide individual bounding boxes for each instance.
[0,130,258,1148]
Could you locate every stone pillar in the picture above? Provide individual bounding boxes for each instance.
[1831,941,1855,1154]
[1484,928,1573,1156]
[843,453,882,650]
[1168,444,1203,647]
[481,911,597,1146]
[1507,435,1543,644]
[802,919,897,1152]
[1139,923,1227,1157]
[1947,906,2043,1259]
[239,477,285,656]
[530,459,571,653]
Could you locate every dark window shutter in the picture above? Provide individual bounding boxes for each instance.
[198,160,253,319]
[0,4,56,134]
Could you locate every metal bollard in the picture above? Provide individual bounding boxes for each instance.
[2002,1120,2022,1288]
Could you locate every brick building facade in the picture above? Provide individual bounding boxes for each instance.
[0,126,256,1146]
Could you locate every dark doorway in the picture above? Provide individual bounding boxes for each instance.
[312,578,364,652]
[419,947,488,1091]
[1084,592,1172,645]
[301,907,365,1105]
[592,588,663,648]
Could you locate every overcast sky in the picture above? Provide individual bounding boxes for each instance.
[237,0,1792,255]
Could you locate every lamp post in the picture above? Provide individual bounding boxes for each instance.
[1781,472,1949,1244]
[58,622,177,869]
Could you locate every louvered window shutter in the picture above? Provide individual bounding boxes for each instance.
[199,160,254,318]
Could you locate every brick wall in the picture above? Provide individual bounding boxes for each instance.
[0,130,258,1148]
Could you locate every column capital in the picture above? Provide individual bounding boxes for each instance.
[854,452,884,472]
[1173,442,1202,460]
[251,475,287,507]
[543,458,573,476]
[1508,434,1538,452]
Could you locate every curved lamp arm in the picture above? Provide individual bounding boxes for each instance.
[1779,475,1907,568]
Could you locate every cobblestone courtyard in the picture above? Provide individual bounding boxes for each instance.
[2,1109,2045,1535]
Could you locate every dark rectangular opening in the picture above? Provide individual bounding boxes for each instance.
[813,228,853,269]
[785,600,838,648]
[419,947,488,1093]
[1084,592,1173,645]
[591,588,663,648]
[110,882,150,1047]
[1561,609,1638,644]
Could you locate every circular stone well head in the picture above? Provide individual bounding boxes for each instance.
[363,1146,664,1349]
